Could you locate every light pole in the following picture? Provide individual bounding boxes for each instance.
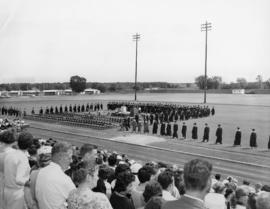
[201,21,212,104]
[133,33,140,101]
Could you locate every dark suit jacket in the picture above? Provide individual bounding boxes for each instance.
[162,195,207,209]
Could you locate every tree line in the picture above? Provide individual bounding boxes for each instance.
[1,75,270,93]
[195,75,270,90]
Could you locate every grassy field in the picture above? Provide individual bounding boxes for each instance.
[1,93,270,148]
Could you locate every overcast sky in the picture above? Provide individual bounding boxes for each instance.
[0,0,269,83]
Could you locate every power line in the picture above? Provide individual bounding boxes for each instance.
[201,21,212,104]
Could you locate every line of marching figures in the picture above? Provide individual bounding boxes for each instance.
[122,119,270,150]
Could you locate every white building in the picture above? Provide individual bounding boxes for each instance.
[8,90,22,96]
[22,90,40,96]
[84,88,100,95]
[63,89,73,95]
[232,89,245,94]
[43,89,62,96]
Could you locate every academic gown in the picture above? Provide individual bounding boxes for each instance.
[215,127,223,144]
[250,132,257,147]
[192,126,198,140]
[234,130,242,146]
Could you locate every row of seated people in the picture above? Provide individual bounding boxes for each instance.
[0,130,270,209]
[26,113,115,130]
[107,101,215,120]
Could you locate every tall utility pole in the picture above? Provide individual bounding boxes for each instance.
[133,33,140,101]
[201,21,212,104]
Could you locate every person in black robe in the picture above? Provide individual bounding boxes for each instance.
[152,120,158,134]
[64,105,68,112]
[39,107,43,115]
[172,121,178,139]
[55,106,59,114]
[31,107,35,115]
[81,104,85,112]
[166,122,171,136]
[250,129,257,148]
[211,107,215,115]
[192,123,198,140]
[59,105,63,114]
[233,127,242,146]
[268,136,270,150]
[181,122,187,139]
[215,124,223,144]
[77,105,81,112]
[50,106,54,114]
[160,122,166,136]
[69,104,72,112]
[86,103,89,112]
[150,114,154,125]
[202,123,210,142]
[73,105,77,112]
[45,107,49,114]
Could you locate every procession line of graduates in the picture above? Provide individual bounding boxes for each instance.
[32,103,104,115]
[124,118,269,149]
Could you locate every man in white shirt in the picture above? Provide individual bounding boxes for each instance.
[36,142,76,209]
[205,182,226,209]
[3,132,33,209]
[158,170,177,201]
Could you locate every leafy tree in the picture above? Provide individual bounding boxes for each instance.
[256,75,263,89]
[195,75,206,89]
[70,75,86,93]
[236,78,247,88]
[265,78,270,89]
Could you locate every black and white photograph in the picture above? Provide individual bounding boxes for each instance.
[0,0,270,209]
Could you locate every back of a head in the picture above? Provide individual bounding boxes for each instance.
[115,163,130,177]
[157,171,173,190]
[212,182,225,194]
[79,144,96,158]
[138,165,156,184]
[114,171,135,193]
[108,154,117,167]
[143,180,163,203]
[17,132,33,150]
[51,141,72,166]
[73,168,88,186]
[184,159,212,192]
[256,192,270,209]
[0,130,16,144]
[144,196,165,209]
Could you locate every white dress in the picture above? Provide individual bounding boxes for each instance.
[0,146,15,209]
[3,149,30,209]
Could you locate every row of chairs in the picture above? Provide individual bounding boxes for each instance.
[24,114,117,130]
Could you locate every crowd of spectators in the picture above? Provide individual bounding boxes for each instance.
[0,118,29,133]
[0,129,270,209]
